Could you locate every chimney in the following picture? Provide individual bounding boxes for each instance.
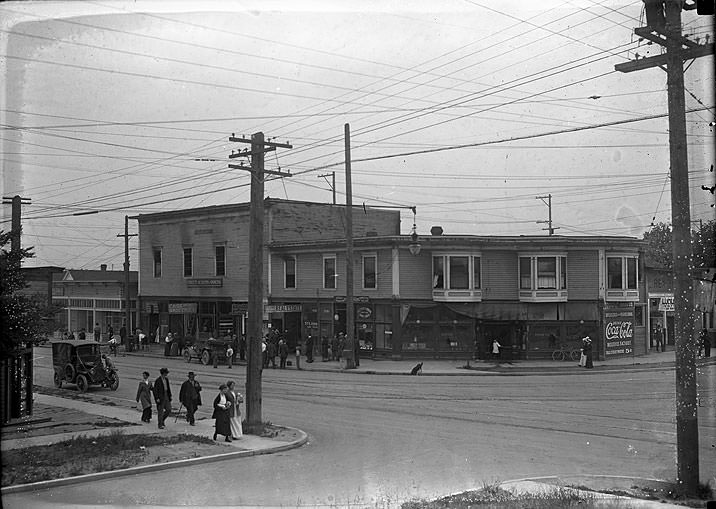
[430,226,443,236]
[100,264,107,271]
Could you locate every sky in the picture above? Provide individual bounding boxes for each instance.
[1,0,714,270]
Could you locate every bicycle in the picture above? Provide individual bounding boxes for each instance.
[551,344,581,362]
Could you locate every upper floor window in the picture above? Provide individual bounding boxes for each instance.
[324,256,336,289]
[433,254,481,290]
[215,246,226,276]
[519,255,567,290]
[285,257,296,289]
[183,248,193,277]
[363,254,377,290]
[153,248,162,278]
[607,255,638,290]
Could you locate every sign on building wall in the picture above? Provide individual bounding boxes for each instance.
[168,303,197,314]
[265,304,302,313]
[658,295,674,312]
[187,278,223,287]
[604,303,634,358]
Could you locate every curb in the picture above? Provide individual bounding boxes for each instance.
[0,427,308,495]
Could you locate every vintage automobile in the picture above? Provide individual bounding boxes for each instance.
[183,335,234,365]
[52,340,119,393]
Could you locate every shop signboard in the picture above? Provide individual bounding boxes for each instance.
[658,295,674,312]
[604,303,634,358]
[187,278,222,287]
[357,306,372,320]
[231,302,247,315]
[265,304,302,313]
[168,303,197,314]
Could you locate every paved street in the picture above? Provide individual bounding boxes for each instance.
[5,347,715,508]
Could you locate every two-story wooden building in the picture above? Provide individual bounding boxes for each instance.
[135,199,646,361]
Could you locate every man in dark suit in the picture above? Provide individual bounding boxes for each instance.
[153,367,172,429]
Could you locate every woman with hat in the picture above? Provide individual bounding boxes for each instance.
[583,336,594,369]
[212,384,233,442]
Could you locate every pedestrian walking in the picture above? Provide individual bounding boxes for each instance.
[137,328,146,351]
[491,339,502,361]
[268,336,278,368]
[306,334,314,363]
[153,367,172,429]
[278,338,289,368]
[331,334,339,361]
[226,345,234,369]
[179,372,202,426]
[353,334,360,367]
[578,337,587,367]
[135,371,153,423]
[261,336,268,369]
[212,384,233,442]
[583,336,593,369]
[226,380,243,439]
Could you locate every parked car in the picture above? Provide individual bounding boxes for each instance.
[51,340,119,392]
[183,336,233,365]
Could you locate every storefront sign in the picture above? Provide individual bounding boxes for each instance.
[604,305,634,357]
[658,295,674,312]
[231,302,247,315]
[144,301,159,313]
[357,306,372,320]
[168,303,197,314]
[265,304,302,313]
[187,278,223,287]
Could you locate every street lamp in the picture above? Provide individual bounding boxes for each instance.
[408,207,421,256]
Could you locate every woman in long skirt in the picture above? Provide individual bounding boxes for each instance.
[226,380,243,439]
[212,384,232,442]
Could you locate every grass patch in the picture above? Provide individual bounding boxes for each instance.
[2,429,216,487]
[241,420,279,437]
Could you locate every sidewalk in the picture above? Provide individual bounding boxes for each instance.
[123,342,715,375]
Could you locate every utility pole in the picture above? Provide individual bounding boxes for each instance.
[2,195,31,256]
[228,132,292,426]
[117,216,137,338]
[318,172,336,204]
[615,1,714,493]
[344,124,355,369]
[536,194,559,235]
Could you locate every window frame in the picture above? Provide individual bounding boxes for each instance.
[153,248,162,278]
[323,255,337,290]
[215,245,226,277]
[607,254,639,291]
[518,253,567,292]
[284,256,296,289]
[362,253,377,290]
[183,247,193,278]
[432,253,481,291]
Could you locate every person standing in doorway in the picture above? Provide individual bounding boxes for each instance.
[136,371,153,423]
[653,323,664,352]
[491,338,502,361]
[179,372,202,426]
[153,368,172,429]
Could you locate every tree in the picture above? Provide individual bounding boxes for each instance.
[642,220,716,271]
[0,230,51,357]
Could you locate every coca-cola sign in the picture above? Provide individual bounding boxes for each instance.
[604,304,635,358]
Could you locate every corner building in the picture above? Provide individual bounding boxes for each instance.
[137,199,647,361]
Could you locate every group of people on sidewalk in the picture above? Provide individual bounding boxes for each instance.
[135,368,243,442]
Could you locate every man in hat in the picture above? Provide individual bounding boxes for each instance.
[179,372,202,425]
[152,368,172,429]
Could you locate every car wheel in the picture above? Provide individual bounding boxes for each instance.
[76,374,88,393]
[65,363,76,382]
[183,350,192,363]
[54,372,62,388]
[200,349,211,365]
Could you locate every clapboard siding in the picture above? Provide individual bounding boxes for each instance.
[567,250,599,300]
[399,250,434,299]
[483,251,518,300]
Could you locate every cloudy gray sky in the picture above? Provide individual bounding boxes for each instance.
[1,0,713,269]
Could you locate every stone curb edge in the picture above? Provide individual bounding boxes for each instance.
[1,427,309,495]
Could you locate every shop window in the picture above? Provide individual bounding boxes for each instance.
[285,257,296,289]
[323,255,336,289]
[215,246,226,276]
[153,248,162,278]
[363,254,377,290]
[183,248,193,277]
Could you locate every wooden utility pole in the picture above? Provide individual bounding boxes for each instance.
[536,194,559,235]
[615,1,713,493]
[2,195,30,255]
[318,172,336,204]
[344,124,355,369]
[117,216,137,336]
[228,132,292,425]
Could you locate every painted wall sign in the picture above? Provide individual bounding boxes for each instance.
[265,304,303,313]
[604,304,634,357]
[658,295,674,312]
[168,303,197,314]
[187,278,223,287]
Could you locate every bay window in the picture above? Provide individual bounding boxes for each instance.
[432,254,482,301]
[518,253,567,301]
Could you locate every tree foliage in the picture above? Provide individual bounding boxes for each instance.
[642,220,716,271]
[0,230,55,356]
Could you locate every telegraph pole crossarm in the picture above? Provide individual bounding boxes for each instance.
[117,216,138,337]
